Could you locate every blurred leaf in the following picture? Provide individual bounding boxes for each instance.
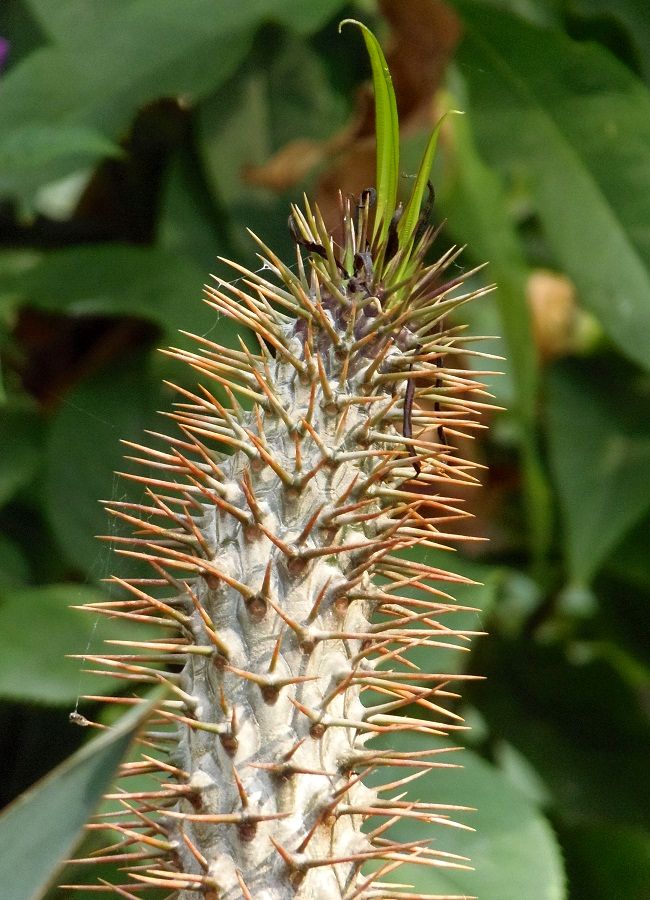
[158,151,232,273]
[560,822,650,900]
[0,404,42,508]
[0,534,30,588]
[442,103,552,563]
[0,1,46,71]
[570,0,650,84]
[399,115,449,251]
[546,359,650,583]
[603,511,650,589]
[0,693,161,900]
[368,732,566,900]
[455,2,650,370]
[26,0,344,43]
[493,739,553,805]
[45,353,163,578]
[2,0,347,198]
[16,244,216,340]
[443,100,535,422]
[0,124,121,198]
[478,638,650,827]
[0,583,157,705]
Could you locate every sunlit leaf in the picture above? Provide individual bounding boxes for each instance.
[340,19,399,239]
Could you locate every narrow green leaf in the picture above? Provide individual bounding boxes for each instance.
[0,693,162,900]
[398,111,460,249]
[340,19,399,239]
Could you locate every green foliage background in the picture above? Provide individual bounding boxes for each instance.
[0,1,648,898]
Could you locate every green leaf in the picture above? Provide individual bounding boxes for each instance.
[441,101,552,564]
[454,2,650,370]
[198,24,350,265]
[367,732,566,900]
[0,583,157,705]
[560,822,650,900]
[0,693,161,900]
[16,244,216,340]
[479,638,650,827]
[158,152,233,274]
[399,113,455,250]
[570,0,650,84]
[442,101,536,425]
[0,124,121,198]
[2,0,348,198]
[0,535,30,588]
[44,353,164,579]
[0,404,42,508]
[546,359,650,583]
[340,19,399,239]
[27,0,345,42]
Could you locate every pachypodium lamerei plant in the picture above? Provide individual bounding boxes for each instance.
[70,21,496,900]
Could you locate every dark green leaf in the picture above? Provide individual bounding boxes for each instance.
[478,638,650,827]
[442,105,536,425]
[158,152,233,274]
[546,359,650,583]
[44,354,164,578]
[570,0,650,84]
[455,2,650,370]
[561,822,650,900]
[0,535,30,588]
[0,583,157,705]
[442,105,552,562]
[0,693,162,900]
[0,404,42,508]
[367,732,566,900]
[16,244,216,339]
